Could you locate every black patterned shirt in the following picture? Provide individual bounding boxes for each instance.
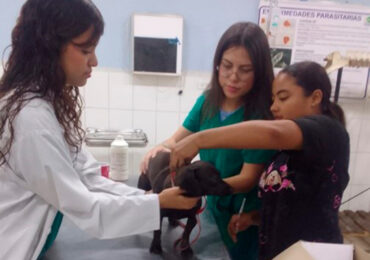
[258,115,350,260]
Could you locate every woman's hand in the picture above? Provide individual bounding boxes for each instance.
[140,145,170,173]
[158,187,199,209]
[227,211,260,242]
[169,134,200,172]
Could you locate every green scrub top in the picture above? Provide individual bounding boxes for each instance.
[183,95,275,259]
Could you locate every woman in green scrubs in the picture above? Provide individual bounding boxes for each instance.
[140,22,275,260]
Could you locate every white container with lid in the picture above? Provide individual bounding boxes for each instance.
[109,135,129,181]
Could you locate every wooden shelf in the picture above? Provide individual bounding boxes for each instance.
[339,210,370,253]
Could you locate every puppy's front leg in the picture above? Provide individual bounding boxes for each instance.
[150,216,163,254]
[179,215,197,257]
[168,216,179,227]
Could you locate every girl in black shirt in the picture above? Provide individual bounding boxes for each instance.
[169,61,349,260]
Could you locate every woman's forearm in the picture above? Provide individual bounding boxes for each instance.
[224,163,264,193]
[161,138,175,149]
[169,120,302,172]
[224,174,257,193]
[194,120,303,151]
[163,126,193,149]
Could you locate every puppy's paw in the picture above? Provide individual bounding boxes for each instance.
[150,243,163,254]
[180,247,193,258]
[174,239,193,258]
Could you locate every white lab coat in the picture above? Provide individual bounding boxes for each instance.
[0,96,160,260]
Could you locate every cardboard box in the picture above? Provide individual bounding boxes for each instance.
[273,241,370,260]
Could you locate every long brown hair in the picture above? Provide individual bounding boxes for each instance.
[0,0,104,166]
[203,22,274,121]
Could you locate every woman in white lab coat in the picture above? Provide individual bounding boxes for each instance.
[0,0,198,259]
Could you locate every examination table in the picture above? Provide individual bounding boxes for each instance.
[43,175,231,260]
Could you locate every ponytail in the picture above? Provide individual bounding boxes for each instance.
[280,61,346,127]
[323,102,346,126]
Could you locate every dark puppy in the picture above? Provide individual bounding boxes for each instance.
[138,151,232,257]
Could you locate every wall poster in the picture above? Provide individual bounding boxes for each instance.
[258,0,370,98]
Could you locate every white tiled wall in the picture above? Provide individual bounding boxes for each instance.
[1,65,369,211]
[339,98,370,211]
[82,68,208,178]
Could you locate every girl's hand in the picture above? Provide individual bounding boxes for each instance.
[158,187,199,209]
[228,211,259,243]
[140,145,170,173]
[169,135,200,172]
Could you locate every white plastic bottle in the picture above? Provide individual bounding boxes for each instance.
[109,135,129,181]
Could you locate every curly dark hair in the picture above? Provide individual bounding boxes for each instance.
[203,22,274,122]
[0,0,104,166]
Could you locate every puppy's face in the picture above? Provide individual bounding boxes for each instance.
[175,161,232,197]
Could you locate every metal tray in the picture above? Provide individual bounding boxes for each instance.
[85,128,148,147]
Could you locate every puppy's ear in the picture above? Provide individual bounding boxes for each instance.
[177,167,203,197]
[193,161,232,196]
[137,173,152,191]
